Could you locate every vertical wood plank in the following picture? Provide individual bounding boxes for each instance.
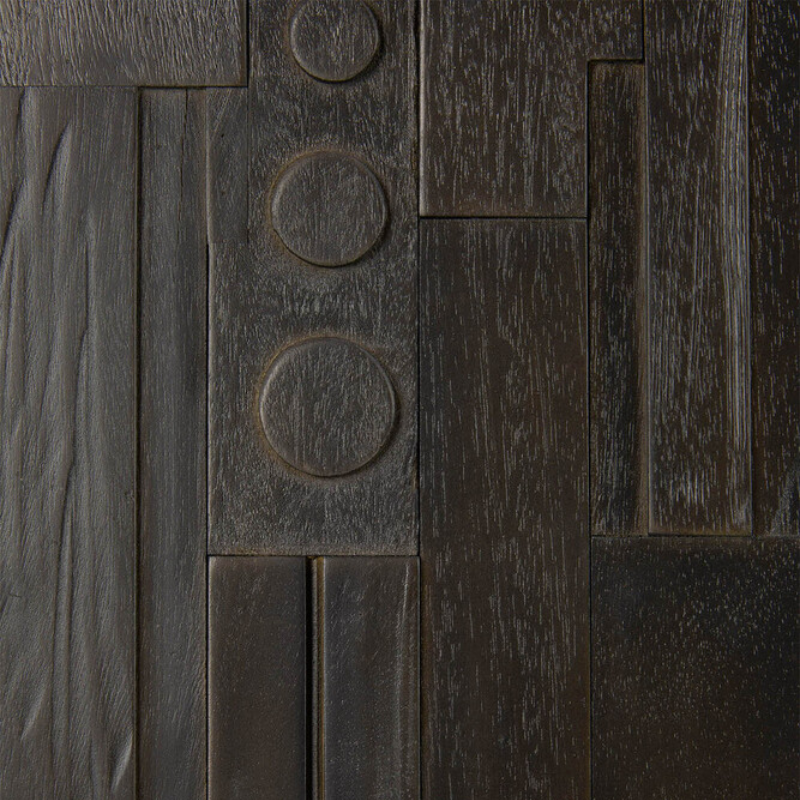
[750,0,799,536]
[209,557,308,800]
[646,0,750,534]
[420,220,589,799]
[589,62,647,536]
[593,538,800,799]
[0,88,136,798]
[319,557,418,800]
[138,89,207,800]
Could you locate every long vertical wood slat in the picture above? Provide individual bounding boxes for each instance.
[421,220,589,799]
[138,89,207,800]
[750,0,799,536]
[208,557,308,800]
[318,557,419,800]
[646,0,750,534]
[589,62,647,536]
[0,88,136,798]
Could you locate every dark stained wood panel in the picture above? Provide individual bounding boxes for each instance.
[319,557,419,800]
[209,557,308,800]
[209,0,417,555]
[750,0,799,536]
[592,537,800,800]
[420,220,589,800]
[138,89,207,800]
[646,0,750,534]
[419,0,642,217]
[0,0,245,86]
[0,88,136,798]
[589,62,646,537]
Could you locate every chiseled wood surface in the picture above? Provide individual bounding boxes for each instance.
[0,88,136,798]
[750,0,799,536]
[646,0,750,535]
[138,89,207,800]
[589,62,647,537]
[209,557,307,800]
[419,0,642,217]
[318,557,418,800]
[209,0,417,555]
[593,538,800,800]
[421,220,589,799]
[0,0,245,86]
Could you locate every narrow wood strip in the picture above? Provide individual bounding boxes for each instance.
[138,89,207,800]
[589,62,647,536]
[0,0,245,86]
[319,557,419,800]
[421,220,589,799]
[750,0,799,536]
[646,0,750,534]
[209,557,308,800]
[0,88,136,798]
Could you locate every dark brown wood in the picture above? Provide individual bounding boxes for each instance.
[138,89,207,800]
[318,557,419,800]
[646,0,750,535]
[209,0,417,555]
[419,0,642,217]
[750,0,799,536]
[420,220,589,799]
[0,88,136,798]
[589,62,647,536]
[0,0,245,86]
[592,537,800,800]
[209,557,308,800]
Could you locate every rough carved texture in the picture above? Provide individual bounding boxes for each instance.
[0,88,136,798]
[421,220,589,800]
[0,0,245,86]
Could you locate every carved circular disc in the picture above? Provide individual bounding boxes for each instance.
[289,0,380,82]
[259,337,396,477]
[271,152,388,267]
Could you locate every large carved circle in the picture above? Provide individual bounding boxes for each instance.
[271,151,388,267]
[259,337,396,477]
[289,0,380,82]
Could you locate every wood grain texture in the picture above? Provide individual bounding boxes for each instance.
[589,62,647,536]
[0,0,245,86]
[209,557,308,800]
[419,0,642,217]
[210,0,416,555]
[0,88,136,798]
[750,0,799,536]
[318,557,418,800]
[592,537,800,800]
[420,220,589,800]
[138,89,207,800]
[646,0,750,534]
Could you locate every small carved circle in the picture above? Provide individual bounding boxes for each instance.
[259,337,396,477]
[289,0,380,82]
[271,151,388,267]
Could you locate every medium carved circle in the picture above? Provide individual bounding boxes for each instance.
[259,337,396,477]
[289,0,380,82]
[271,151,388,267]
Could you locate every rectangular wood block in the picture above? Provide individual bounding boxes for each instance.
[646,0,750,534]
[420,220,589,799]
[138,89,207,800]
[589,62,647,536]
[592,537,800,800]
[209,557,308,800]
[318,557,419,800]
[0,0,245,86]
[750,0,799,536]
[420,0,642,216]
[0,88,136,798]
